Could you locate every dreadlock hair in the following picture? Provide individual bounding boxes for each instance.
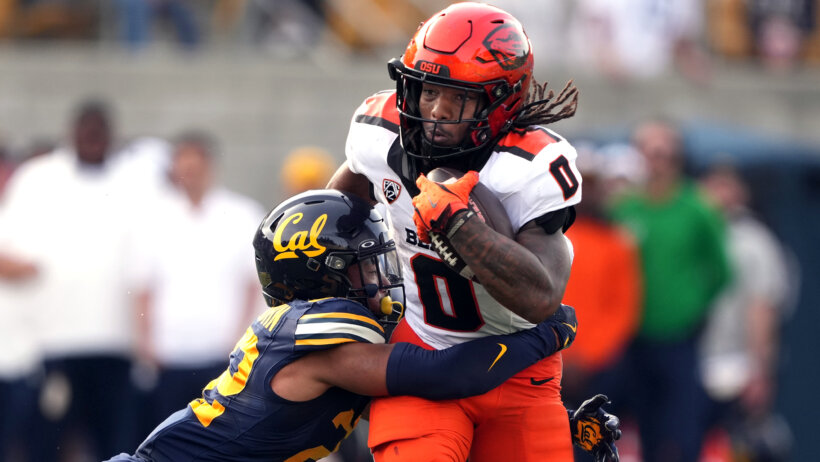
[511,79,579,135]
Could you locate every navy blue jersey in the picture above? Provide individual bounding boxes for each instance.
[129,298,386,461]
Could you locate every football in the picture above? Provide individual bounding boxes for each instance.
[426,167,515,282]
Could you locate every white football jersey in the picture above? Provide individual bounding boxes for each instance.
[345,91,582,349]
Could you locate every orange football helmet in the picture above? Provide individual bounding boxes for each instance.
[388,2,534,162]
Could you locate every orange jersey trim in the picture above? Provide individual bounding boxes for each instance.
[496,127,559,160]
[362,92,399,123]
[356,92,400,128]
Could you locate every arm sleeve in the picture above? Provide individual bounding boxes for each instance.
[385,322,557,400]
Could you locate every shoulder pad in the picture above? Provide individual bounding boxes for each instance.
[354,91,400,130]
[293,298,386,352]
[495,127,563,160]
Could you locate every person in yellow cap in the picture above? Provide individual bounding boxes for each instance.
[280,146,335,196]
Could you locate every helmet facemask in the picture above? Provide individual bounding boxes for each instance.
[387,2,535,172]
[390,58,524,165]
[327,241,405,325]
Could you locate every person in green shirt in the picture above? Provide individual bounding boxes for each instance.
[609,118,731,462]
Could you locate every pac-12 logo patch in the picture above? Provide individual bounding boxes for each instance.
[383,179,401,203]
[475,24,530,71]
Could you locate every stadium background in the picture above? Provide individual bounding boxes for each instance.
[0,1,819,461]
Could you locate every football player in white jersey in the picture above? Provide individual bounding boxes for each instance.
[328,3,618,461]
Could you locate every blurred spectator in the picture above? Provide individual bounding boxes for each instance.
[707,0,820,69]
[0,137,56,200]
[117,136,174,189]
[237,0,327,56]
[114,0,200,51]
[0,139,13,197]
[560,146,642,457]
[0,99,166,461]
[567,0,710,82]
[280,145,335,197]
[595,142,647,202]
[609,118,731,462]
[562,146,642,383]
[707,0,755,59]
[23,137,57,161]
[698,163,794,461]
[129,130,266,437]
[488,0,572,70]
[0,0,97,40]
[806,2,820,63]
[749,0,816,71]
[0,251,42,461]
[322,0,426,54]
[0,163,42,462]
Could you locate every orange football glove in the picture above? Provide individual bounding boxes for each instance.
[411,170,480,243]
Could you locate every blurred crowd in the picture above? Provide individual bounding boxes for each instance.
[0,98,337,462]
[561,120,797,462]
[0,0,818,73]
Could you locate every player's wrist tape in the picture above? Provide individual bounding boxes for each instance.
[445,210,475,239]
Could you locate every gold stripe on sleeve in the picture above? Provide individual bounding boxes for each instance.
[294,338,358,346]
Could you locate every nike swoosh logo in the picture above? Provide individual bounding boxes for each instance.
[561,322,577,347]
[428,198,438,208]
[530,377,554,386]
[487,343,507,371]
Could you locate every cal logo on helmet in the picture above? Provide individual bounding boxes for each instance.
[271,212,327,261]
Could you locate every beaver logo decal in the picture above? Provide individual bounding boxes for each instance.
[475,24,530,70]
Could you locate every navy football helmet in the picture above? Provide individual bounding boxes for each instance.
[253,190,404,321]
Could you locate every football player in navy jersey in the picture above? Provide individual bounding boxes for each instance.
[105,190,586,462]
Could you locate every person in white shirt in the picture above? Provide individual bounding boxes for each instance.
[130,130,267,432]
[567,0,709,82]
[0,99,167,461]
[698,163,794,459]
[0,208,43,462]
